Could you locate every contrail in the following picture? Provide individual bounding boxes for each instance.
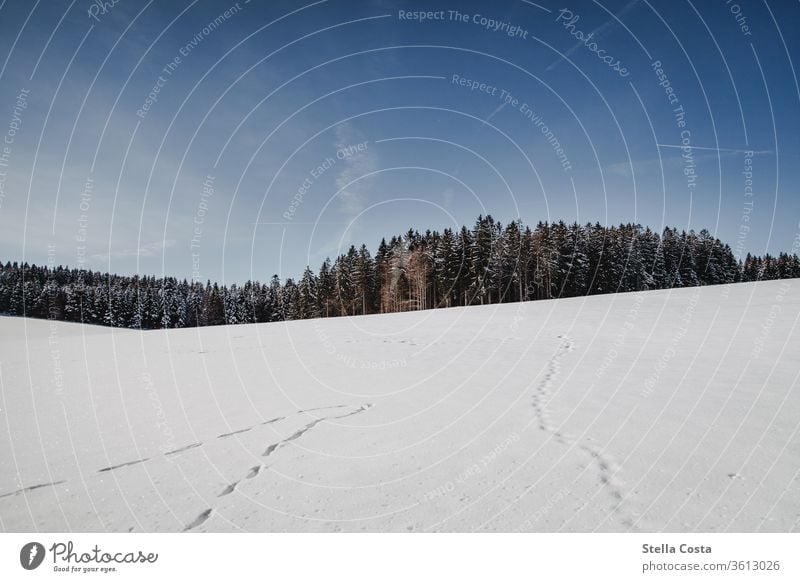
[656,144,773,155]
[484,100,508,124]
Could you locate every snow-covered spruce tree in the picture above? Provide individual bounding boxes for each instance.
[354,244,376,315]
[298,267,319,320]
[435,227,459,308]
[334,247,357,316]
[203,283,226,326]
[374,239,391,313]
[455,226,474,307]
[470,215,497,305]
[531,221,557,300]
[267,275,283,322]
[281,278,300,321]
[497,220,525,303]
[406,243,429,311]
[317,258,335,318]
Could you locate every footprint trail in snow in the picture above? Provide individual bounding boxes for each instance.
[531,335,635,530]
[184,402,373,531]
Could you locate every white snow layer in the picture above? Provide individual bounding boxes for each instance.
[0,280,798,532]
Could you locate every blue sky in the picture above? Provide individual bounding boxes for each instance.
[0,0,798,284]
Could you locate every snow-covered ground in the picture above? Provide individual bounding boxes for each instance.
[1,280,798,532]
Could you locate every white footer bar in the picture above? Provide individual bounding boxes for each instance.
[1,533,795,581]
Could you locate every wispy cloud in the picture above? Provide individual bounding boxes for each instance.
[605,149,746,178]
[334,122,377,216]
[90,239,175,262]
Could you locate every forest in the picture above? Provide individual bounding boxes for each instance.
[1,216,798,329]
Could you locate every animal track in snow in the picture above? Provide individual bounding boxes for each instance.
[569,442,639,531]
[298,404,348,413]
[176,403,375,531]
[6,403,372,531]
[0,480,67,498]
[531,335,573,442]
[285,419,324,442]
[183,508,212,531]
[164,442,202,456]
[218,481,239,497]
[263,442,280,457]
[262,404,372,458]
[337,403,374,417]
[529,336,635,528]
[217,427,252,439]
[98,458,150,473]
[580,445,626,502]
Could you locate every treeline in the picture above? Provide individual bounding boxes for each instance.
[2,217,799,329]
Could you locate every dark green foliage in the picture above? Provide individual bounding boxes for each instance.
[1,219,797,329]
